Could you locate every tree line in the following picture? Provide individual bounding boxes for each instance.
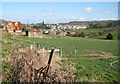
[89,21,117,29]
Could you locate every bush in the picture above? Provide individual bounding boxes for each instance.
[106,33,113,40]
[89,32,98,38]
[22,28,26,32]
[98,31,104,35]
[81,32,85,37]
[0,25,4,28]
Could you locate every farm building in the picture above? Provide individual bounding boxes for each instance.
[43,29,50,34]
[6,22,22,33]
[26,29,43,38]
[56,30,67,36]
[49,29,56,35]
[6,22,22,36]
[69,32,75,36]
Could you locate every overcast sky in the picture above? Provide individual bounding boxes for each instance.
[1,2,118,24]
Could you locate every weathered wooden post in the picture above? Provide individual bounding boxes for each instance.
[52,46,53,49]
[75,48,77,53]
[33,42,35,48]
[59,48,62,56]
[28,40,31,47]
[43,47,45,56]
[30,45,33,49]
[45,49,54,78]
[37,41,40,49]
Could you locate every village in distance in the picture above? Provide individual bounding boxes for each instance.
[0,19,118,40]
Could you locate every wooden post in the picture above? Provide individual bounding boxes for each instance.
[45,49,54,76]
[59,48,62,56]
[75,48,77,53]
[37,41,40,49]
[29,41,31,47]
[30,45,33,49]
[52,47,53,49]
[33,42,35,48]
[43,47,45,56]
[75,49,77,53]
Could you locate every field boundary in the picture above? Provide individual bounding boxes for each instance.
[3,35,62,57]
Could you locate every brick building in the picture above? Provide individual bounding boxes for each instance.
[6,22,22,33]
[26,29,43,38]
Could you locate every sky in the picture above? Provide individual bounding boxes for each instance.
[1,2,118,24]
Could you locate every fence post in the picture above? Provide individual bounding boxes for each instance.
[33,42,35,48]
[43,47,45,56]
[75,48,77,53]
[29,40,31,47]
[59,48,62,56]
[52,47,53,49]
[30,45,33,49]
[37,41,40,49]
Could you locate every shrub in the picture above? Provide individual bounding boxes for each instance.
[98,31,104,35]
[0,25,4,28]
[81,32,85,37]
[89,32,98,38]
[22,28,26,32]
[106,33,113,40]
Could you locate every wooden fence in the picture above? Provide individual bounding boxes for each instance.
[3,36,62,57]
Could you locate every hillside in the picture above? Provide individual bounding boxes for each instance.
[69,27,118,40]
[59,20,117,26]
[0,19,7,25]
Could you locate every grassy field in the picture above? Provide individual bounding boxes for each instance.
[3,33,119,83]
[19,35,118,56]
[16,35,119,82]
[96,29,118,39]
[71,28,112,34]
[69,27,118,40]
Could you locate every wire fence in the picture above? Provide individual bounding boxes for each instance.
[3,35,62,57]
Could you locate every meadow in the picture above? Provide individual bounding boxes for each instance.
[70,28,112,34]
[3,33,119,83]
[19,35,118,56]
[69,27,118,40]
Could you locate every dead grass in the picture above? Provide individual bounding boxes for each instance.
[2,37,74,83]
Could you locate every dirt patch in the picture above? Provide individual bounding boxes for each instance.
[63,50,119,59]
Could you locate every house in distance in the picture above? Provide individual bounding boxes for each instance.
[6,22,22,35]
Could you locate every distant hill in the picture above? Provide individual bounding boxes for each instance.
[59,20,117,26]
[0,19,7,26]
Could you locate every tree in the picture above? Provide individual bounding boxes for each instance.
[98,31,104,35]
[118,31,120,40]
[94,23,103,28]
[0,25,3,28]
[73,31,80,37]
[81,32,85,37]
[89,23,94,29]
[22,28,26,32]
[42,21,45,26]
[106,33,113,40]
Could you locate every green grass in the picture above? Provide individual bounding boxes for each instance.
[76,56,101,58]
[70,28,112,34]
[3,34,119,82]
[19,36,118,56]
[69,27,118,40]
[96,29,118,40]
[19,35,118,82]
[71,58,119,82]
